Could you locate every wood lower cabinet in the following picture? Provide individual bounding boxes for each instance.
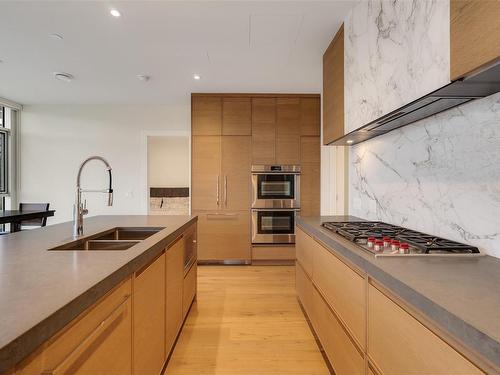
[313,241,366,349]
[323,24,344,145]
[451,0,500,80]
[183,263,197,318]
[165,236,185,356]
[311,287,365,375]
[133,253,166,375]
[17,279,133,375]
[195,211,250,261]
[295,261,313,317]
[295,227,314,277]
[368,283,483,375]
[252,245,295,262]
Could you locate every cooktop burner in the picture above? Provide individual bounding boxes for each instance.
[321,221,480,257]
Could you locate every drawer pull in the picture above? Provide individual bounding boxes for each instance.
[43,295,130,375]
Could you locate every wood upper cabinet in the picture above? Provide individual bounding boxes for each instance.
[451,0,500,80]
[300,98,320,136]
[276,98,300,164]
[252,98,276,165]
[323,24,344,145]
[191,136,221,211]
[368,284,483,375]
[17,279,133,375]
[192,96,222,135]
[222,97,251,135]
[165,236,185,356]
[221,136,251,210]
[300,136,320,217]
[133,253,166,375]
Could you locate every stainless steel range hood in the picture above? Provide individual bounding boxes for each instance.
[331,60,500,146]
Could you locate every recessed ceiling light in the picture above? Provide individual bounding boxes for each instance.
[110,9,121,17]
[346,139,354,144]
[49,33,64,40]
[193,74,201,80]
[53,72,74,82]
[137,74,150,82]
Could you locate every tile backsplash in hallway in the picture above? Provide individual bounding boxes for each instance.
[349,92,500,258]
[149,187,189,215]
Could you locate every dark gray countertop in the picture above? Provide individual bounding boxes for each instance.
[297,215,500,370]
[0,215,196,373]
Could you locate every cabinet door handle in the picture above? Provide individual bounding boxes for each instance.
[216,175,220,206]
[43,295,130,375]
[224,176,228,207]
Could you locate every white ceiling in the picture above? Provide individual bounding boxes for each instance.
[0,1,352,105]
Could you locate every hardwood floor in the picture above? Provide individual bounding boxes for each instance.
[165,266,330,374]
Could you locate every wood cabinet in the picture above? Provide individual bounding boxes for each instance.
[300,137,320,217]
[183,263,197,318]
[191,136,221,211]
[300,98,321,136]
[195,211,250,261]
[251,98,276,164]
[295,261,313,317]
[451,0,500,80]
[368,283,483,375]
[165,236,185,356]
[17,279,132,375]
[222,97,251,135]
[323,24,344,145]
[192,96,222,135]
[311,287,365,375]
[133,253,166,375]
[313,242,366,349]
[252,245,295,262]
[221,136,251,210]
[295,227,314,277]
[276,98,301,164]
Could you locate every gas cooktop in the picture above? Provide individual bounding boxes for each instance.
[321,221,481,257]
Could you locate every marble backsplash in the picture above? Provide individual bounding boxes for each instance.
[349,92,500,258]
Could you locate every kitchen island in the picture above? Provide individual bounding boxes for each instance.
[0,215,197,374]
[296,215,500,375]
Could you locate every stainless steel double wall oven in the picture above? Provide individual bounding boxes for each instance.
[251,165,300,244]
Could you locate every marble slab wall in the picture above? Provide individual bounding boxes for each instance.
[344,0,450,132]
[349,92,500,257]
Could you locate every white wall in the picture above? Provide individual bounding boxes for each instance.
[148,136,189,188]
[20,103,190,224]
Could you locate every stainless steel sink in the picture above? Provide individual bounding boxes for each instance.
[48,227,165,251]
[93,227,165,241]
[50,240,140,251]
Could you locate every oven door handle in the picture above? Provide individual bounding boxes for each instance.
[251,208,301,212]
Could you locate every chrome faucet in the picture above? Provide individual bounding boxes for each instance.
[73,156,113,237]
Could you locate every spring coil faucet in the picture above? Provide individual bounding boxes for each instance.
[73,156,113,237]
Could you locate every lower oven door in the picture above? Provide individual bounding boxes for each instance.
[251,209,298,244]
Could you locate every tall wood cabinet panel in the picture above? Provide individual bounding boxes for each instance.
[450,0,500,80]
[251,98,276,165]
[195,211,250,261]
[165,237,185,356]
[276,98,300,164]
[323,24,344,145]
[221,136,251,210]
[300,98,321,136]
[133,253,166,375]
[368,284,483,375]
[222,97,251,135]
[192,96,222,135]
[191,136,221,211]
[300,137,320,217]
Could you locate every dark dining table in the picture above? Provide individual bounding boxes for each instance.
[0,210,56,233]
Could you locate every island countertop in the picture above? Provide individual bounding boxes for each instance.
[297,215,500,371]
[0,215,197,373]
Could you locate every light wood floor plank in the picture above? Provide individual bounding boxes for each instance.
[165,266,330,374]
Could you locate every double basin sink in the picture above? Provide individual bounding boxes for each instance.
[49,227,165,251]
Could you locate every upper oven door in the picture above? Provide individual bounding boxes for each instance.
[251,173,300,208]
